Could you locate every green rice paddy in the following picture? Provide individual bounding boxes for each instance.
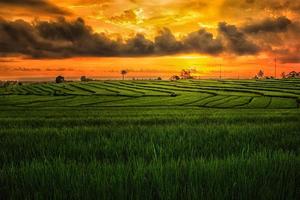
[0,79,299,199]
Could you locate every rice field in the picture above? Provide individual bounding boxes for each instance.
[0,79,300,199]
[2,79,300,108]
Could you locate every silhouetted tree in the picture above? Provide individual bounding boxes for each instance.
[286,71,300,78]
[180,69,193,79]
[254,70,264,79]
[258,70,264,78]
[80,76,87,82]
[170,75,180,81]
[56,76,65,83]
[121,70,128,80]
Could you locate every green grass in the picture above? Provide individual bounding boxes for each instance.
[0,79,300,199]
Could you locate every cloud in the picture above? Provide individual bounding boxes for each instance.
[1,16,298,61]
[0,0,70,15]
[109,9,139,24]
[0,58,17,62]
[46,68,74,71]
[218,22,260,55]
[238,17,300,58]
[154,28,183,54]
[279,55,300,64]
[0,17,279,58]
[13,67,41,71]
[0,66,75,72]
[124,33,155,55]
[0,17,122,58]
[0,18,42,56]
[183,29,224,54]
[222,0,300,13]
[243,16,292,34]
[36,17,90,41]
[0,17,228,58]
[258,0,300,12]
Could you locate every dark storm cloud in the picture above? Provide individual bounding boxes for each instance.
[243,17,292,34]
[0,17,120,58]
[0,0,70,15]
[36,18,90,41]
[153,28,224,55]
[218,22,260,55]
[36,17,121,57]
[0,18,51,57]
[0,17,228,58]
[124,34,155,55]
[0,17,271,58]
[240,17,300,60]
[154,28,183,54]
[183,29,224,54]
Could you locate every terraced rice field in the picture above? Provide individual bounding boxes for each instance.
[1,79,300,108]
[0,79,300,199]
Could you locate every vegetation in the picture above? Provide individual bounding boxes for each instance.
[55,75,65,83]
[121,70,128,80]
[0,79,299,199]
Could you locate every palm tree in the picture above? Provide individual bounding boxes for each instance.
[121,70,128,80]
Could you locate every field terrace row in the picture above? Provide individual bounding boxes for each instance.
[1,79,300,109]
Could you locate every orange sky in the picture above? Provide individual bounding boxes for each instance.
[0,0,299,80]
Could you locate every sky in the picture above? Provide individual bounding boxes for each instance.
[0,0,299,80]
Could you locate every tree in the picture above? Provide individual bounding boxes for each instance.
[281,72,286,79]
[81,76,93,82]
[170,75,180,81]
[80,76,87,82]
[287,71,300,78]
[56,76,65,83]
[257,70,264,79]
[121,70,128,80]
[180,69,193,79]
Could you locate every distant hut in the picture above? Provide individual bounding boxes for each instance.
[55,76,65,83]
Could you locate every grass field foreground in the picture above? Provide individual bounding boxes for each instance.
[0,80,299,199]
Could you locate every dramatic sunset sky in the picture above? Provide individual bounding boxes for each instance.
[0,0,299,80]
